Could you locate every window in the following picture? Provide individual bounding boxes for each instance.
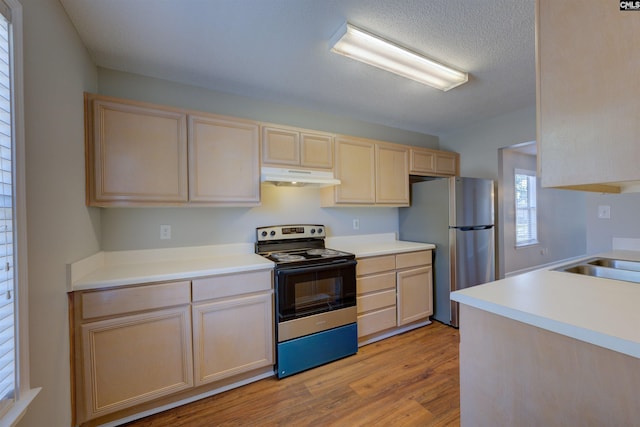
[0,0,39,423]
[515,169,538,246]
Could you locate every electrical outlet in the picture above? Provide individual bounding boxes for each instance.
[160,224,171,240]
[353,219,360,230]
[597,205,611,219]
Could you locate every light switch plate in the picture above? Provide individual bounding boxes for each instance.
[597,205,611,219]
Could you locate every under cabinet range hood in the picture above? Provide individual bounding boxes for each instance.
[261,167,341,187]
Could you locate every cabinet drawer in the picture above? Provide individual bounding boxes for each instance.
[357,289,396,314]
[356,255,396,276]
[358,307,397,337]
[396,250,431,269]
[357,271,396,294]
[192,270,272,302]
[81,281,191,320]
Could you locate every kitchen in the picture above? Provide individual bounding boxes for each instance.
[8,1,640,427]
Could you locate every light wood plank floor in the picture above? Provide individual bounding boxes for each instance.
[124,322,460,426]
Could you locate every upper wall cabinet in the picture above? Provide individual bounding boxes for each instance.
[261,125,334,170]
[86,94,189,205]
[85,93,261,207]
[189,114,260,204]
[537,0,640,193]
[409,147,459,177]
[376,143,410,205]
[321,136,409,206]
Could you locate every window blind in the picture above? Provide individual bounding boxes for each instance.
[0,11,14,415]
[515,169,538,246]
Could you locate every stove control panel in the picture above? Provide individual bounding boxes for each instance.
[257,224,326,241]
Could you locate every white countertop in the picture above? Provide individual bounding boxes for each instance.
[69,244,274,291]
[69,235,435,291]
[451,250,640,359]
[327,233,435,257]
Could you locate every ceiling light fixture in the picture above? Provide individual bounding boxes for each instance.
[329,22,468,91]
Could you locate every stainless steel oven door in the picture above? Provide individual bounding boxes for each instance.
[275,259,357,325]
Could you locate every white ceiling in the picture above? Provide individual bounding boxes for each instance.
[59,0,535,137]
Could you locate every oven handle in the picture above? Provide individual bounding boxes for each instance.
[276,259,357,274]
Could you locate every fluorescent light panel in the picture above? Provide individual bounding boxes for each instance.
[329,22,468,91]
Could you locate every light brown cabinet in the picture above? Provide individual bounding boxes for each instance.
[72,281,193,424]
[85,93,462,206]
[356,255,397,338]
[536,0,640,193]
[356,250,433,344]
[376,143,410,204]
[261,125,334,170]
[188,114,260,204]
[191,270,273,386]
[86,95,189,205]
[321,136,409,206]
[396,250,433,326]
[70,270,274,425]
[409,146,459,177]
[85,93,261,207]
[325,136,376,204]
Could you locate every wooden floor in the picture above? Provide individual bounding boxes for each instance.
[124,322,460,427]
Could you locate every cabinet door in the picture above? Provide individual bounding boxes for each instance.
[435,151,458,176]
[397,266,433,326]
[537,0,640,192]
[262,126,300,166]
[300,132,333,169]
[79,306,193,422]
[89,97,188,205]
[376,144,409,205]
[192,293,273,386]
[409,148,436,175]
[327,137,376,204]
[188,114,260,204]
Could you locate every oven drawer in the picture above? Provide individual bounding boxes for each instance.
[357,289,396,314]
[396,250,432,269]
[357,307,397,337]
[278,306,357,342]
[357,271,395,294]
[356,255,396,276]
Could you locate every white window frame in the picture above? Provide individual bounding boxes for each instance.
[0,1,40,425]
[514,168,539,247]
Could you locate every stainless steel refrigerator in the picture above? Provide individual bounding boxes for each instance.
[399,177,495,327]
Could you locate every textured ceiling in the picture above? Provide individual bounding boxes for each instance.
[59,0,535,137]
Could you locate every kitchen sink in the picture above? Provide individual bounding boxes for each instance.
[556,257,640,284]
[587,258,640,272]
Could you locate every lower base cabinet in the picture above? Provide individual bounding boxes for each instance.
[80,306,194,420]
[397,266,433,326]
[71,270,273,426]
[356,250,433,344]
[193,293,273,386]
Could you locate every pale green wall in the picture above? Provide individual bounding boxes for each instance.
[500,150,586,275]
[586,192,640,253]
[19,1,99,426]
[96,69,439,251]
[98,68,439,147]
[439,105,537,181]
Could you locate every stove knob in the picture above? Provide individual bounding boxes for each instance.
[270,230,276,237]
[318,228,323,234]
[310,228,316,234]
[261,231,267,237]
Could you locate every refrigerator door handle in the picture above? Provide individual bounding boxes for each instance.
[453,225,494,231]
